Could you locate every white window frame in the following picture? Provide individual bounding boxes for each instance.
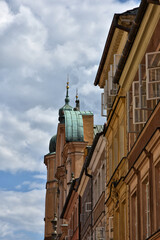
[113,54,122,75]
[146,51,160,100]
[85,202,92,212]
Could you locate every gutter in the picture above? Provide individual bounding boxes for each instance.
[94,15,118,86]
[113,0,148,84]
[76,130,104,191]
[103,96,125,136]
[94,8,138,86]
[85,165,93,240]
[60,178,78,219]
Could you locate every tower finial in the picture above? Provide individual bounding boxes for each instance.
[65,75,70,104]
[76,88,78,100]
[74,88,80,111]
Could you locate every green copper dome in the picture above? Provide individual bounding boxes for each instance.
[64,110,84,142]
[49,135,57,153]
[49,82,93,152]
[59,104,73,123]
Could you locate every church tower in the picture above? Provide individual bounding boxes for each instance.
[44,82,94,240]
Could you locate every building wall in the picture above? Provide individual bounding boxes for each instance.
[83,115,94,146]
[102,4,160,240]
[44,2,160,240]
[126,103,160,240]
[44,153,57,240]
[81,178,92,240]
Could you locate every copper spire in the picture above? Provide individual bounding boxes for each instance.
[65,75,70,105]
[75,88,80,111]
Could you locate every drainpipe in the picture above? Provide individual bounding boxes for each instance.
[85,168,93,240]
[79,195,81,240]
[132,166,141,239]
[144,149,154,234]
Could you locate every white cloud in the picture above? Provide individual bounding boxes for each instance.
[33,174,47,180]
[0,189,45,238]
[0,105,54,173]
[16,180,45,190]
[26,106,58,125]
[0,1,14,32]
[0,0,139,239]
[80,82,101,96]
[0,3,50,69]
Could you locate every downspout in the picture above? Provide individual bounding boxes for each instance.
[144,149,154,234]
[105,176,125,205]
[85,168,93,240]
[132,166,141,239]
[79,195,81,240]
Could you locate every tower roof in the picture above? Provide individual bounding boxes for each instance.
[58,81,73,123]
[49,135,57,153]
[49,81,93,153]
[64,110,84,142]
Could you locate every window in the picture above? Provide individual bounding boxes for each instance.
[101,164,105,192]
[101,92,106,117]
[96,227,105,239]
[142,178,150,239]
[132,64,148,124]
[121,201,127,240]
[85,202,92,212]
[114,210,119,240]
[94,180,97,206]
[101,80,112,117]
[109,216,113,240]
[113,132,118,170]
[98,172,101,198]
[108,64,118,96]
[109,146,112,178]
[74,207,77,231]
[146,182,150,238]
[146,51,160,100]
[131,192,138,240]
[119,121,124,160]
[155,162,160,228]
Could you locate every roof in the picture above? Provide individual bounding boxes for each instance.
[49,135,57,153]
[64,110,93,142]
[76,128,104,191]
[113,0,149,84]
[49,82,94,151]
[94,7,138,86]
[60,178,78,219]
[64,110,84,142]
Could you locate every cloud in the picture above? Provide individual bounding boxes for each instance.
[0,105,54,173]
[26,106,58,125]
[0,0,139,173]
[15,180,45,190]
[0,1,14,32]
[79,82,101,96]
[0,0,139,239]
[33,174,47,180]
[0,3,50,69]
[0,189,45,239]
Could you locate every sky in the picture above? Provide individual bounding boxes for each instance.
[0,0,139,239]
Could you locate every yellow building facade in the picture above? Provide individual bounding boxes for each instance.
[95,1,160,239]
